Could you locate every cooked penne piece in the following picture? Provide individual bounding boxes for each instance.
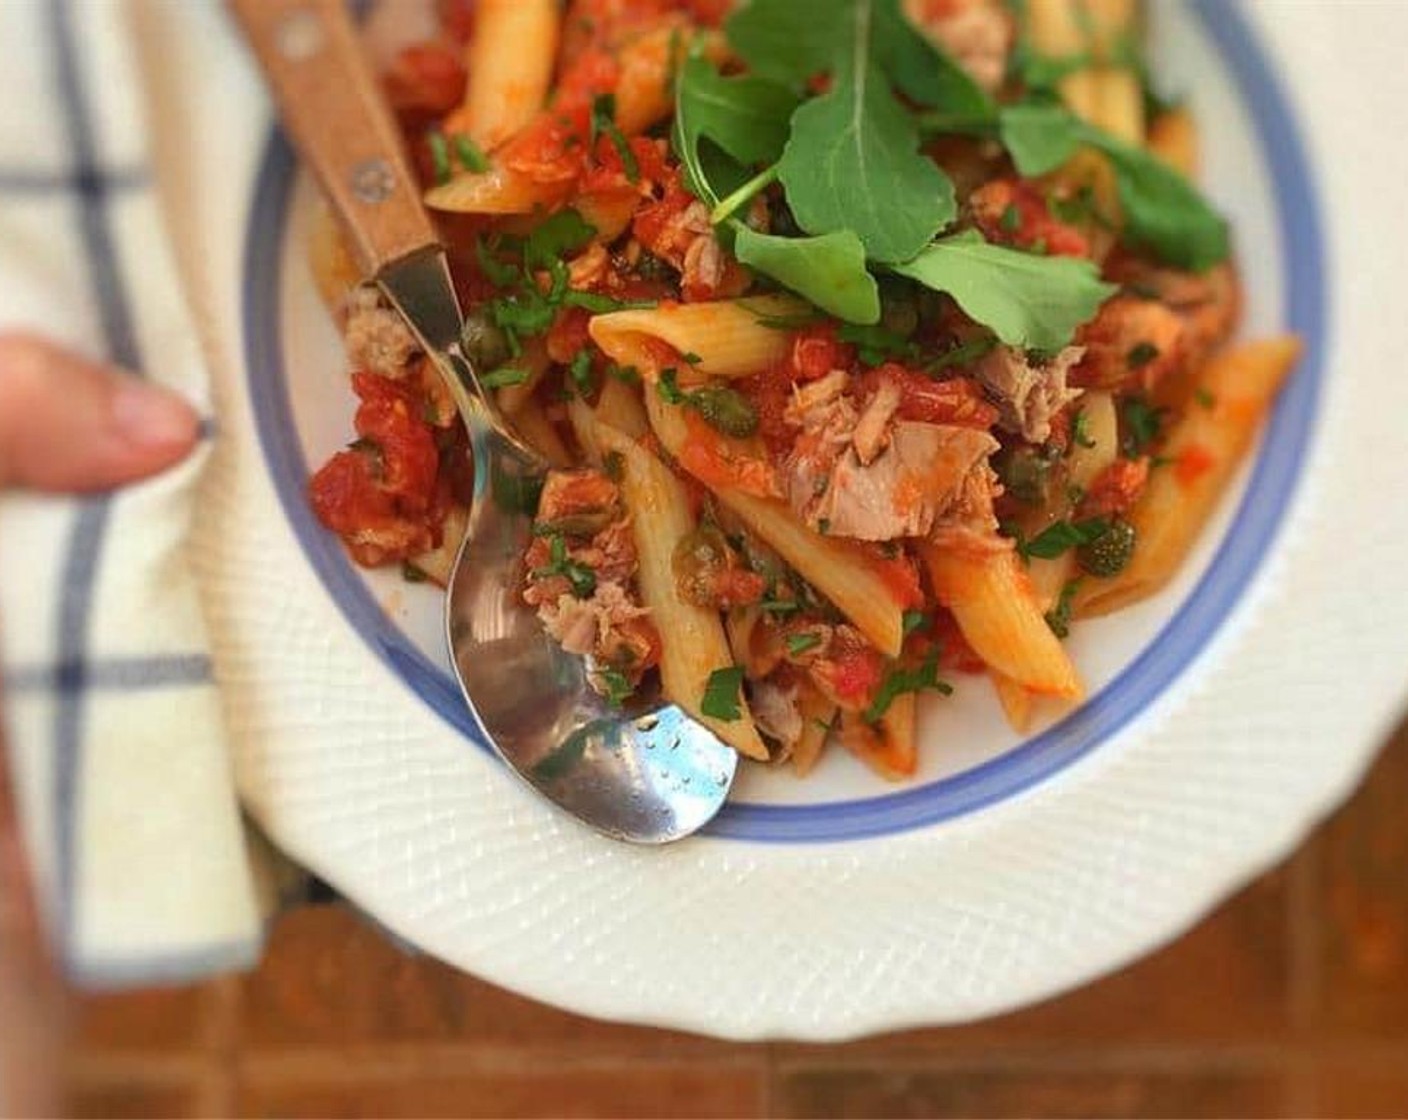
[407,504,470,588]
[446,0,558,151]
[1076,337,1302,617]
[589,296,804,380]
[1148,107,1199,177]
[593,376,650,438]
[424,165,568,215]
[594,422,769,759]
[1093,68,1145,144]
[648,393,905,657]
[790,685,836,778]
[510,402,573,468]
[1069,390,1120,491]
[566,394,602,466]
[991,671,1035,734]
[838,695,917,780]
[920,543,1082,698]
[494,340,551,416]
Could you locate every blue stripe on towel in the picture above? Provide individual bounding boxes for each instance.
[0,167,147,194]
[8,654,213,694]
[46,0,146,960]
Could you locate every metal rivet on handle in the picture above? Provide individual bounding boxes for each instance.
[350,158,396,204]
[276,8,323,60]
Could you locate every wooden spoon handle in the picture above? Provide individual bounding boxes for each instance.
[228,0,438,277]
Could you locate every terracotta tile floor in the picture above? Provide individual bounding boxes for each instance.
[65,718,1408,1119]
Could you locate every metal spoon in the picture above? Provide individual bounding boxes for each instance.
[231,0,738,842]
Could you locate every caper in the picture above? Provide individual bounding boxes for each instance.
[460,308,509,372]
[688,385,759,439]
[1077,518,1137,578]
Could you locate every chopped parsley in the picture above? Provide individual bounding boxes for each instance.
[838,322,917,366]
[1195,387,1216,409]
[864,649,952,723]
[700,665,745,721]
[479,366,530,389]
[785,632,823,657]
[453,134,491,174]
[532,534,597,599]
[590,93,640,182]
[1044,578,1082,639]
[1071,408,1097,449]
[1019,517,1110,561]
[1000,203,1022,233]
[901,609,928,637]
[426,131,451,185]
[568,350,595,397]
[1120,396,1165,458]
[597,667,635,708]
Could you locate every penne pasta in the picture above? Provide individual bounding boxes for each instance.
[1076,337,1302,617]
[424,165,569,215]
[991,671,1035,734]
[593,376,650,438]
[647,393,905,657]
[1069,390,1120,491]
[509,401,573,468]
[446,0,559,151]
[493,339,551,417]
[589,296,804,380]
[1093,68,1145,144]
[407,503,470,588]
[594,422,769,759]
[790,684,836,778]
[1148,107,1199,177]
[566,393,603,466]
[919,542,1083,698]
[838,695,917,780]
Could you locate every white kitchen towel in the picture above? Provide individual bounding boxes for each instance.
[0,0,261,984]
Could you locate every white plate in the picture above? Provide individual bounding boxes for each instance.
[160,0,1408,1038]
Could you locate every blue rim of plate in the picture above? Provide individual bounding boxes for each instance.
[243,0,1325,845]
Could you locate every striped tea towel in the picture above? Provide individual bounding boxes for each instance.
[0,0,261,985]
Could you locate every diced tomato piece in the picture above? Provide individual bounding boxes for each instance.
[786,323,855,381]
[499,108,592,185]
[547,307,594,364]
[970,179,1090,259]
[864,547,925,609]
[821,637,888,706]
[351,372,440,512]
[1081,456,1151,517]
[1175,443,1217,487]
[860,363,1000,428]
[929,610,987,674]
[738,367,796,458]
[383,43,467,122]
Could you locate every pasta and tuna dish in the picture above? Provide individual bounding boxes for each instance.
[307,0,1300,779]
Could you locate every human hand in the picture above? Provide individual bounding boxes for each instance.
[0,332,199,491]
[0,332,200,1115]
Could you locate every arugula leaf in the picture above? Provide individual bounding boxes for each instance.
[776,0,955,263]
[864,648,951,722]
[1082,127,1229,271]
[1020,518,1109,561]
[838,321,915,365]
[731,226,880,324]
[999,102,1082,176]
[890,230,1115,351]
[724,0,845,88]
[871,0,993,117]
[701,666,746,721]
[673,55,799,173]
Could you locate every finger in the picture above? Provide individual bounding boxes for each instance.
[0,333,199,493]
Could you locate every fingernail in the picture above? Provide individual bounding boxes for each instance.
[111,378,198,448]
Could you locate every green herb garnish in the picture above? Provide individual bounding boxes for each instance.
[426,131,451,185]
[1044,578,1082,639]
[1072,408,1097,449]
[1127,341,1160,369]
[901,609,928,637]
[590,93,640,182]
[453,134,491,173]
[532,533,598,598]
[479,366,529,389]
[1020,517,1110,561]
[1120,396,1164,458]
[785,632,823,657]
[864,648,951,722]
[701,665,746,721]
